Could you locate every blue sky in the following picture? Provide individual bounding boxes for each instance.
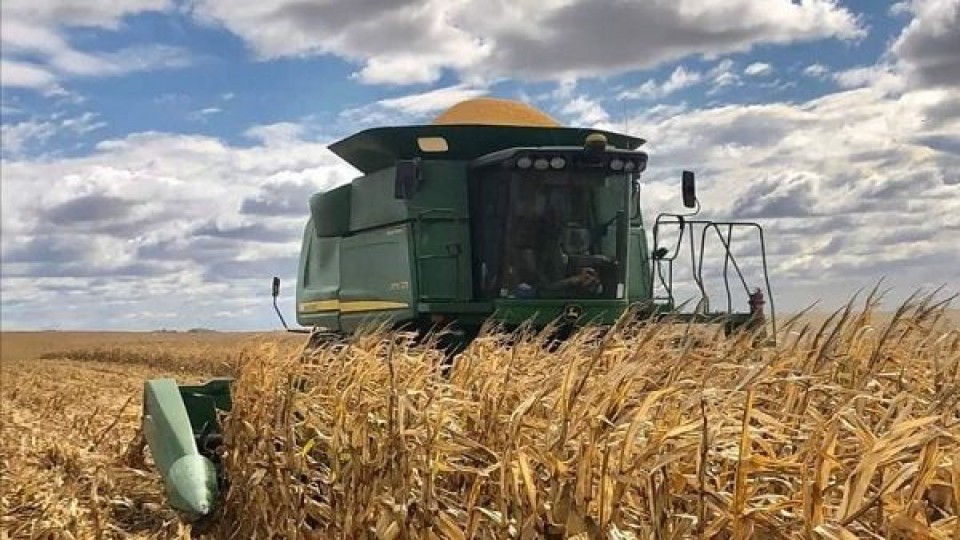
[2,0,958,330]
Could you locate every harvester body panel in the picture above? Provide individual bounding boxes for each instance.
[338,224,417,331]
[295,229,341,330]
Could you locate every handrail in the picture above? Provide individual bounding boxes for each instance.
[648,215,777,337]
[698,221,777,337]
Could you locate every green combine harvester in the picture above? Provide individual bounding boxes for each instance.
[140,98,775,520]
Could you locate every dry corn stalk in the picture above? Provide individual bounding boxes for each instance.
[215,290,960,539]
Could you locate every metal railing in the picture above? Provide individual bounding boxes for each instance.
[651,213,776,336]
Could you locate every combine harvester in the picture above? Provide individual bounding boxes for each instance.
[140,98,776,519]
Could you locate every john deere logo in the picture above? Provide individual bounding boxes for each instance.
[563,304,583,320]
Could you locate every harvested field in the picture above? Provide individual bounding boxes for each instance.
[0,331,302,539]
[2,291,959,539]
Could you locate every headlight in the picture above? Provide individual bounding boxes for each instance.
[609,158,624,171]
[550,156,566,169]
[534,158,550,170]
[516,156,532,169]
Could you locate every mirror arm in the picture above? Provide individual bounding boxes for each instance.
[272,276,290,331]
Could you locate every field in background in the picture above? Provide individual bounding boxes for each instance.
[0,330,305,539]
[1,294,958,539]
[0,330,305,365]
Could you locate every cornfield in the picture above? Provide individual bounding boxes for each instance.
[2,289,958,539]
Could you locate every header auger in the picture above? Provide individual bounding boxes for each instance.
[140,97,776,520]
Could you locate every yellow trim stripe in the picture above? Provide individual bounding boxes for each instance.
[341,301,409,313]
[299,300,339,312]
[299,299,410,314]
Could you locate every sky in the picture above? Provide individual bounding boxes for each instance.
[1,0,958,331]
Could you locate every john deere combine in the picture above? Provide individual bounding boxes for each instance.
[140,98,775,519]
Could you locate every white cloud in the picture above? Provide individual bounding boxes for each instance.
[1,111,105,157]
[188,0,864,85]
[0,0,189,91]
[890,0,960,88]
[0,59,58,89]
[339,84,490,128]
[744,62,773,76]
[189,0,489,86]
[91,44,194,74]
[4,0,171,28]
[243,122,308,146]
[890,1,913,16]
[620,85,959,312]
[375,84,489,115]
[833,64,905,92]
[707,59,741,95]
[187,107,223,122]
[1,127,357,330]
[559,95,610,126]
[619,66,702,101]
[803,63,830,77]
[1,119,58,155]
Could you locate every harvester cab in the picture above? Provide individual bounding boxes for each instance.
[277,99,774,344]
[139,98,776,521]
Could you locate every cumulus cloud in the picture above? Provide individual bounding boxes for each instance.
[44,194,138,225]
[891,0,960,88]
[0,127,358,329]
[188,0,488,85]
[194,221,297,243]
[188,0,864,85]
[729,172,819,218]
[241,173,347,216]
[620,84,960,311]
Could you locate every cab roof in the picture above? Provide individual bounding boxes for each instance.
[327,124,646,174]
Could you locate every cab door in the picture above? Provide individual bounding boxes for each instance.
[338,224,416,331]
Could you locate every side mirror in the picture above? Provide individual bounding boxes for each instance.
[682,170,696,208]
[272,276,280,298]
[394,158,422,200]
